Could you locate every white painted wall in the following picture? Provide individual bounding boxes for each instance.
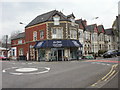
[11,47,17,59]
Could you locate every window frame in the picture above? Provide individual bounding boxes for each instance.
[33,31,37,41]
[18,39,22,44]
[53,15,60,25]
[51,27,63,39]
[40,30,44,39]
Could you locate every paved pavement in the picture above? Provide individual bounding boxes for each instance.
[2,57,119,88]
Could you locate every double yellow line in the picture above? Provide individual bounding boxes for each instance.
[91,64,118,87]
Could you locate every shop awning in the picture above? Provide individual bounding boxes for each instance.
[34,40,82,48]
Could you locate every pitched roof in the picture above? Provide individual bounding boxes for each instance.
[11,32,25,40]
[85,24,97,32]
[25,10,72,28]
[75,19,86,30]
[105,28,114,35]
[97,25,105,33]
[67,13,75,18]
[75,19,82,24]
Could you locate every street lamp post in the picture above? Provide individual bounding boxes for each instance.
[5,35,8,58]
[19,22,30,60]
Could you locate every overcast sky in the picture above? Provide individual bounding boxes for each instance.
[0,0,119,39]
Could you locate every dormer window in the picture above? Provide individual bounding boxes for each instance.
[53,15,60,25]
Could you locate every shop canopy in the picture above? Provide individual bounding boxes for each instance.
[34,40,83,48]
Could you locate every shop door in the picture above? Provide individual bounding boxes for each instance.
[38,49,45,61]
[58,50,64,61]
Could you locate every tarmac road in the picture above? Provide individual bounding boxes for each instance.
[2,57,119,88]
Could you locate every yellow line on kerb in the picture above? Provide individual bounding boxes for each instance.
[104,70,116,81]
[91,80,101,86]
[91,64,118,87]
[101,64,115,80]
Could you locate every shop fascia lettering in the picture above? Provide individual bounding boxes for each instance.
[53,41,62,47]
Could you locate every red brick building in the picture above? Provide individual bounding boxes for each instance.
[11,10,82,61]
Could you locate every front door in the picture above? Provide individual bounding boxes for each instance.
[51,48,64,61]
[58,50,62,61]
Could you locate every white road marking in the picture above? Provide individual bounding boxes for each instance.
[22,63,26,65]
[2,70,6,72]
[91,62,111,66]
[101,63,106,65]
[15,68,38,72]
[106,64,110,66]
[10,73,23,75]
[2,67,50,75]
[28,63,33,64]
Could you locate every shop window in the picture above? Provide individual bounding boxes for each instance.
[70,49,77,59]
[38,49,45,61]
[33,31,37,41]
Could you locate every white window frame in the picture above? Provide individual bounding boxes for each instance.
[70,28,77,39]
[33,31,37,41]
[18,40,22,44]
[40,30,44,39]
[70,17,75,26]
[52,27,63,39]
[53,15,60,25]
[19,48,23,56]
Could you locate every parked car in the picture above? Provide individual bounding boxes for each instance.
[103,50,117,58]
[82,55,95,59]
[0,55,10,60]
[116,50,120,56]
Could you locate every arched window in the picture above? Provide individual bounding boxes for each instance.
[33,31,37,41]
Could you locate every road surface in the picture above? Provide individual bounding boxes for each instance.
[2,57,119,89]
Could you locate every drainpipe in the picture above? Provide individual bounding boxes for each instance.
[117,16,120,51]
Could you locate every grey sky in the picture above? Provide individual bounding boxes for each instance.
[0,0,119,39]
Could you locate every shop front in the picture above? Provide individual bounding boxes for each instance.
[34,40,82,61]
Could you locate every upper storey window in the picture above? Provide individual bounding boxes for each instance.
[18,40,22,44]
[33,31,37,41]
[53,15,60,25]
[52,27,63,39]
[70,17,75,26]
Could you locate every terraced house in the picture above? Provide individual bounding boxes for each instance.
[11,10,83,61]
[76,19,118,56]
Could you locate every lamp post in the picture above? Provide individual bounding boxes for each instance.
[19,22,30,60]
[5,35,8,58]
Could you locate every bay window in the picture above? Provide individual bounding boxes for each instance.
[70,28,77,39]
[52,27,63,39]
